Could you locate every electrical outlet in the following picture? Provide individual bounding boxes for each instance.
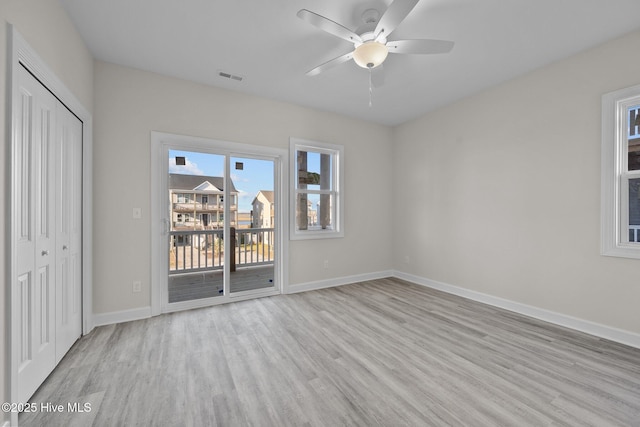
[132,207,142,219]
[323,260,329,269]
[132,280,142,293]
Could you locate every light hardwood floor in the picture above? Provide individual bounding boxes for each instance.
[20,278,640,426]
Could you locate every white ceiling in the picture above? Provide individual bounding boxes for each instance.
[60,0,640,126]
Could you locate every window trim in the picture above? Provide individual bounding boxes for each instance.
[290,137,344,240]
[601,83,640,259]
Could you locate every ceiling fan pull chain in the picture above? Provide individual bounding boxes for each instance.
[369,68,373,107]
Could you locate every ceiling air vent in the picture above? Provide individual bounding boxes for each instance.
[218,71,243,82]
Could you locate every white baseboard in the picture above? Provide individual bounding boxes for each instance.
[394,270,640,350]
[87,271,640,350]
[285,270,394,294]
[92,306,152,327]
[92,271,393,326]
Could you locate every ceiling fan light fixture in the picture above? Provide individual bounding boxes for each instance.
[353,41,388,69]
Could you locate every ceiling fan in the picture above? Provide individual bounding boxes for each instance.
[297,0,454,78]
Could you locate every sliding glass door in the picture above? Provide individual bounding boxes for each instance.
[229,156,276,295]
[153,135,283,313]
[168,150,227,303]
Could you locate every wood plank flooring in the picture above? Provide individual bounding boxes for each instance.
[20,278,640,426]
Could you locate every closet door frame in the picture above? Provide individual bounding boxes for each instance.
[8,26,94,424]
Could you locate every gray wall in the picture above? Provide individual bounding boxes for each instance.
[392,30,640,335]
[92,61,394,314]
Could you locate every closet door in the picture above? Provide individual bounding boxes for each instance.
[55,105,83,363]
[14,66,57,403]
[13,66,83,402]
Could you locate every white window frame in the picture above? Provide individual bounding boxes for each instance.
[601,83,640,258]
[290,137,344,240]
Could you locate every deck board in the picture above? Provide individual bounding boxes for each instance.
[169,265,274,302]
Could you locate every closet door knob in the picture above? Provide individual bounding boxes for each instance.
[62,245,68,250]
[41,250,49,256]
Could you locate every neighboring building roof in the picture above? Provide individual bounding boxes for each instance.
[169,174,237,192]
[252,190,274,205]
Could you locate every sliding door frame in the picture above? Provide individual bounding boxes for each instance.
[150,131,288,315]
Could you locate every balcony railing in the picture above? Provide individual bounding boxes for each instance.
[235,228,274,268]
[173,202,237,212]
[173,221,230,229]
[169,228,274,274]
[630,225,640,243]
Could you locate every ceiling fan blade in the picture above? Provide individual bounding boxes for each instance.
[374,0,419,40]
[306,51,354,76]
[371,65,385,88]
[387,39,454,54]
[297,9,362,44]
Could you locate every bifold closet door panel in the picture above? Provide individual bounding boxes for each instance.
[14,66,58,403]
[55,104,83,363]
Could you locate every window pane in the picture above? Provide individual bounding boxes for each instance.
[295,193,335,232]
[629,106,640,171]
[296,150,333,190]
[629,178,640,243]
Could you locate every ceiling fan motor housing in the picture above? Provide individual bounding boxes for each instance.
[355,9,385,44]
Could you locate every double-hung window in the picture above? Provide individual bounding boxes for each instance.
[290,138,344,239]
[601,84,640,258]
